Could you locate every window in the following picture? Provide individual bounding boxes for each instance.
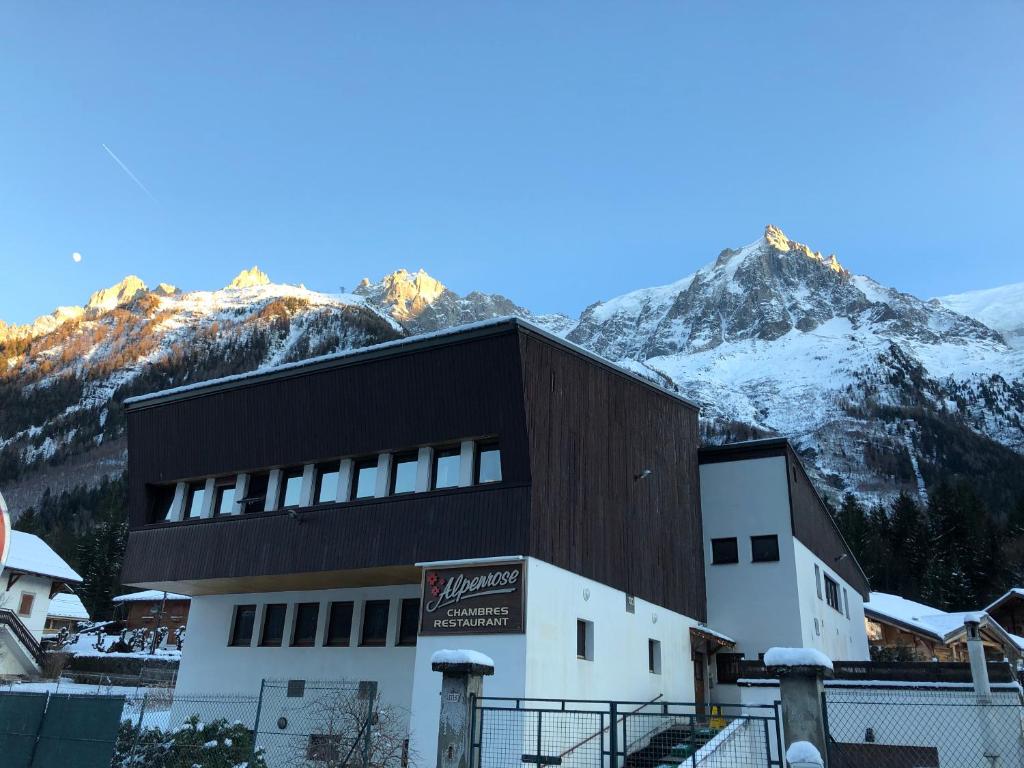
[229,604,256,647]
[18,593,34,617]
[307,735,342,763]
[711,537,738,565]
[260,604,287,646]
[476,442,502,484]
[824,575,841,612]
[291,603,320,647]
[324,601,354,647]
[353,459,378,499]
[751,535,780,562]
[815,564,822,599]
[242,472,270,514]
[648,639,662,674]
[314,462,340,504]
[576,619,593,661]
[184,481,206,519]
[432,447,461,489]
[843,588,850,619]
[360,600,390,646]
[398,598,420,646]
[278,467,304,509]
[150,485,176,522]
[391,453,418,495]
[213,476,237,516]
[716,653,743,684]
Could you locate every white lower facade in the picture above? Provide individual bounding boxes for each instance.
[175,556,701,764]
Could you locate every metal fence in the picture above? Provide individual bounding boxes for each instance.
[472,697,780,768]
[824,686,1024,768]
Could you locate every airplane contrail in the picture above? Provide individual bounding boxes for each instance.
[101,143,159,203]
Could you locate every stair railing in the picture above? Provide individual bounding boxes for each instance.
[0,608,44,667]
[558,694,664,761]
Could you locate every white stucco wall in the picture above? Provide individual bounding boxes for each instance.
[0,571,54,639]
[792,540,870,661]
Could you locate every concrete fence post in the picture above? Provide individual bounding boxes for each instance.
[765,648,833,768]
[432,653,495,768]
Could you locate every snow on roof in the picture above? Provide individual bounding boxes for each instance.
[764,647,834,671]
[47,592,90,620]
[430,649,495,668]
[4,531,82,582]
[111,589,190,603]
[984,587,1024,613]
[693,624,736,645]
[864,592,947,640]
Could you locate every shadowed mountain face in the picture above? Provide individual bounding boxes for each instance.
[2,227,1023,517]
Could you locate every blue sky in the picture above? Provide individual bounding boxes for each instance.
[2,2,1022,324]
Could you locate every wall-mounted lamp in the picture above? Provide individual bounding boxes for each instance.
[634,469,653,482]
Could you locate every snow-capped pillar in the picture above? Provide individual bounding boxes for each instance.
[230,474,249,515]
[431,651,495,768]
[458,441,475,487]
[264,469,283,512]
[336,459,354,503]
[375,453,393,498]
[299,464,317,506]
[765,648,833,767]
[199,478,217,518]
[965,616,991,700]
[415,447,434,492]
[166,482,188,522]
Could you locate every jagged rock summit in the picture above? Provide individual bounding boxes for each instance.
[227,266,271,289]
[85,276,148,312]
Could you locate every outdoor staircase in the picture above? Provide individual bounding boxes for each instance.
[624,722,720,767]
[0,608,44,673]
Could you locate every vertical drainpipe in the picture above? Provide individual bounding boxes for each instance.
[964,615,991,700]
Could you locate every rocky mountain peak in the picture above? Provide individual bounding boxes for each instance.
[761,224,846,275]
[85,276,148,312]
[227,266,271,290]
[355,268,448,323]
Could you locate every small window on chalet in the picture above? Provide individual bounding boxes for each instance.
[213,476,237,516]
[391,453,418,495]
[476,442,502,484]
[260,604,287,647]
[751,535,779,563]
[184,481,206,519]
[150,485,177,522]
[576,619,593,661]
[361,600,390,646]
[397,598,420,646]
[648,639,662,674]
[314,462,340,504]
[291,603,319,647]
[824,575,841,612]
[711,537,738,565]
[432,447,461,489]
[353,459,378,499]
[716,652,743,684]
[278,467,304,509]
[242,472,270,514]
[18,593,34,617]
[843,587,850,619]
[324,601,354,647]
[229,605,256,647]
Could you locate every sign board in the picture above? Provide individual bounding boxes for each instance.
[0,491,10,573]
[420,561,526,636]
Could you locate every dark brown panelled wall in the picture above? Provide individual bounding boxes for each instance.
[122,320,707,620]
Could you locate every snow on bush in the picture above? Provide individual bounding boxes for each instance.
[786,740,824,766]
[764,647,833,671]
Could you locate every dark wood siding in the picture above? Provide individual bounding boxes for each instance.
[519,333,705,620]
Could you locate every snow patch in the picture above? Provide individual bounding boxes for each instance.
[430,649,495,668]
[786,740,823,766]
[764,647,833,671]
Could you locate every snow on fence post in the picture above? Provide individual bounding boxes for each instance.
[431,649,495,768]
[764,647,833,767]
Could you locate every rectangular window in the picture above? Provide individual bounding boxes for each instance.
[391,452,418,495]
[260,603,287,647]
[18,593,34,617]
[476,442,502,484]
[576,619,593,660]
[360,600,390,646]
[843,588,850,619]
[648,639,662,674]
[397,598,420,646]
[815,564,822,599]
[324,601,354,647]
[242,472,270,514]
[150,485,177,522]
[711,537,738,565]
[229,604,256,647]
[751,534,780,562]
[291,603,320,647]
[824,575,841,612]
[314,462,340,504]
[213,476,237,516]
[716,652,743,684]
[278,467,304,509]
[184,481,206,519]
[432,447,461,489]
[353,459,378,499]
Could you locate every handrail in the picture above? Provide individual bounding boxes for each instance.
[0,608,44,667]
[558,694,663,759]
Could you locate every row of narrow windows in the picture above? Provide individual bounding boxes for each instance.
[150,439,502,522]
[710,534,780,564]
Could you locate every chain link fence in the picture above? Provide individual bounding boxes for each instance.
[473,698,779,768]
[824,686,1024,768]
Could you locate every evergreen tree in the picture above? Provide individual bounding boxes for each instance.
[76,514,128,620]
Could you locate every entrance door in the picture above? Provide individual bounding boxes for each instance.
[693,652,706,715]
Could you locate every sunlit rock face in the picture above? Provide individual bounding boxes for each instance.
[227,266,271,290]
[86,276,148,313]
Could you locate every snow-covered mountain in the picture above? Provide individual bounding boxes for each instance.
[2,227,1023,515]
[935,282,1024,350]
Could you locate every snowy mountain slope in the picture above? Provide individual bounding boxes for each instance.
[935,282,1024,350]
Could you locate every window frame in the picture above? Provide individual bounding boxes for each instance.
[648,639,662,674]
[824,574,841,613]
[184,481,207,519]
[360,600,390,647]
[277,467,305,509]
[750,534,780,563]
[313,462,341,505]
[17,592,34,617]
[241,472,270,514]
[213,476,237,517]
[390,452,419,496]
[291,602,320,647]
[260,603,288,647]
[150,484,177,523]
[576,619,594,661]
[324,601,354,647]
[710,537,739,565]
[352,458,379,500]
[397,598,420,646]
[431,446,461,490]
[815,564,822,599]
[475,441,502,484]
[228,604,257,647]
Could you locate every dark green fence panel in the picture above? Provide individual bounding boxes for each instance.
[32,694,125,768]
[0,692,48,768]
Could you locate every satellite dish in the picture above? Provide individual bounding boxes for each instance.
[0,490,10,571]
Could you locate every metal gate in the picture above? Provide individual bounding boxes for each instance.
[0,692,125,768]
[471,697,781,768]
